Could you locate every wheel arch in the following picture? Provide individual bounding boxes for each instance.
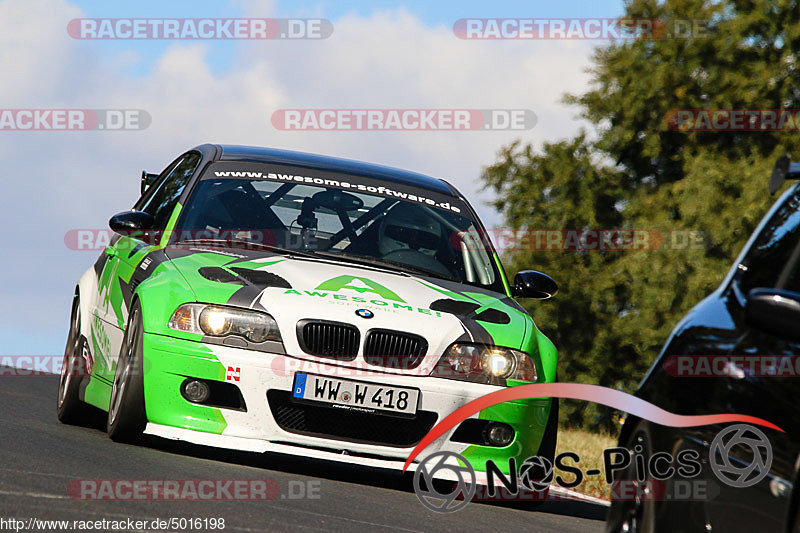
[76,267,97,341]
[129,260,197,336]
[783,454,800,532]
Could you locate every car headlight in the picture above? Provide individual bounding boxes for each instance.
[168,303,281,343]
[431,343,537,385]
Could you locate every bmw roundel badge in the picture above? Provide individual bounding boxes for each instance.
[355,308,374,319]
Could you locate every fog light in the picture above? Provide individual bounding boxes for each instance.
[484,423,514,446]
[182,379,210,403]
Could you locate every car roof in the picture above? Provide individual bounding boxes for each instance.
[211,144,458,196]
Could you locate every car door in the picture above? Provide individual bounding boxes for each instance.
[93,151,202,383]
[86,235,125,380]
[701,187,800,531]
[112,150,202,301]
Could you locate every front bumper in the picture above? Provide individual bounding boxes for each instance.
[142,333,552,474]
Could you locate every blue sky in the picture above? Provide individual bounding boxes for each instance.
[72,0,625,23]
[70,0,625,75]
[2,0,625,357]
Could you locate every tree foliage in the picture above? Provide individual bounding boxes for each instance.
[482,0,800,429]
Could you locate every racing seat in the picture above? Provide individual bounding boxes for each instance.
[181,185,285,239]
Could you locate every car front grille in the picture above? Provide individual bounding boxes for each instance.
[297,320,360,360]
[267,390,438,447]
[363,329,428,370]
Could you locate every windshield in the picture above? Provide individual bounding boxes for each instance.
[174,162,503,291]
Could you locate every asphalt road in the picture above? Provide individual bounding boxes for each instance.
[0,372,606,532]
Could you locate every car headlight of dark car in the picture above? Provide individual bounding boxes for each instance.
[169,303,281,343]
[431,343,537,385]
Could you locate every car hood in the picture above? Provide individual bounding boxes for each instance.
[164,247,532,376]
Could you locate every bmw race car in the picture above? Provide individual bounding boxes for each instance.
[58,144,559,479]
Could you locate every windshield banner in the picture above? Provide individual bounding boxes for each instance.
[203,162,468,215]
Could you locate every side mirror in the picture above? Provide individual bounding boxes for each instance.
[512,270,558,299]
[745,288,800,342]
[141,171,159,194]
[109,211,154,234]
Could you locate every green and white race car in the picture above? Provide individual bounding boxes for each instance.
[58,144,559,481]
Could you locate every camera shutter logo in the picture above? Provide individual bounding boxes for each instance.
[413,451,476,513]
[519,456,554,492]
[710,424,772,488]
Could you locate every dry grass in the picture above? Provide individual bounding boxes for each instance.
[555,428,619,500]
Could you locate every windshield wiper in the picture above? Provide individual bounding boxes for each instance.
[174,239,457,281]
[173,238,320,259]
[307,250,459,282]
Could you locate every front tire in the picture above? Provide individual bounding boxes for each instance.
[107,301,147,442]
[57,295,91,424]
[523,398,558,506]
[538,397,559,464]
[607,421,657,533]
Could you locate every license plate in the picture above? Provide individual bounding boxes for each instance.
[291,373,419,417]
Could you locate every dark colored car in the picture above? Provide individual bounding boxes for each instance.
[606,156,800,532]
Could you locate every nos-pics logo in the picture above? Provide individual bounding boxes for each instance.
[413,451,553,513]
[413,424,773,513]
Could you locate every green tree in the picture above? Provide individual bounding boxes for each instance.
[484,0,800,430]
